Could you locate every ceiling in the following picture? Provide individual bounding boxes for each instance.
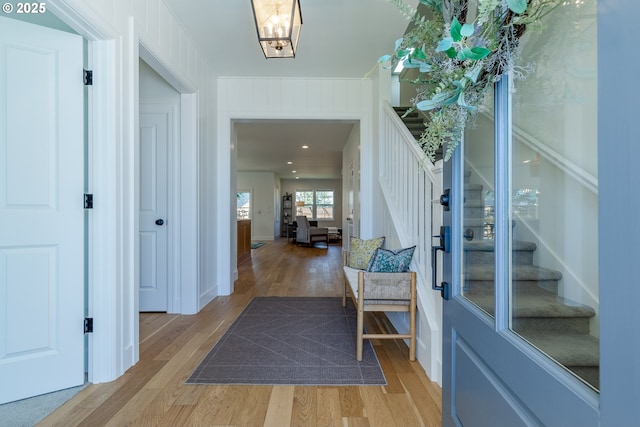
[162,0,416,179]
[235,120,356,179]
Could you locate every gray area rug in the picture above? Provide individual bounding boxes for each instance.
[186,297,386,385]
[0,383,87,427]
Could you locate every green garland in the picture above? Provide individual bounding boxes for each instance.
[381,0,560,161]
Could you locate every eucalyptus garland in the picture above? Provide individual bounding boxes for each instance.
[381,0,560,161]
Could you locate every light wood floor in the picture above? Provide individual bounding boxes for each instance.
[39,238,442,427]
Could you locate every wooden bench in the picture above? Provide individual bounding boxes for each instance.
[342,251,417,361]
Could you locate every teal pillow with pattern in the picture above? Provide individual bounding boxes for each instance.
[348,236,385,270]
[366,246,416,272]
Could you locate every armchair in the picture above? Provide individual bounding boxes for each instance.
[296,216,329,247]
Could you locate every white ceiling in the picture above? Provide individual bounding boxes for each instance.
[163,0,416,179]
[236,120,357,179]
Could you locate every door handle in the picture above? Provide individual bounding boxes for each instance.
[440,189,450,211]
[431,225,450,300]
[155,219,165,226]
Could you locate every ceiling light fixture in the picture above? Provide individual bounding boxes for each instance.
[301,145,309,149]
[250,0,302,59]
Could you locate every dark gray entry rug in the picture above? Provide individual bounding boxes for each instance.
[186,297,386,385]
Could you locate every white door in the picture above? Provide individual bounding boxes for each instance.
[0,17,84,403]
[139,109,169,312]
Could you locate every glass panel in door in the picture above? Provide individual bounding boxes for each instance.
[510,0,599,391]
[461,88,496,318]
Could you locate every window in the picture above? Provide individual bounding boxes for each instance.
[295,190,334,220]
[236,191,251,219]
[295,191,313,217]
[315,190,334,219]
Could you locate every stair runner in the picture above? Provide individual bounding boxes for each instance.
[463,176,600,390]
[395,106,599,389]
[393,106,443,161]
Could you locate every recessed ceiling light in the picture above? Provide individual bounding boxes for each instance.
[295,176,300,179]
[287,161,293,165]
[292,170,297,173]
[301,145,309,149]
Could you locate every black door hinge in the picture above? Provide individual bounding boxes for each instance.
[83,69,93,86]
[84,318,94,333]
[84,193,93,209]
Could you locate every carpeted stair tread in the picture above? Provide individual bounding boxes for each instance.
[465,264,562,281]
[522,332,600,367]
[464,291,595,319]
[464,199,485,208]
[465,240,537,252]
[465,183,483,191]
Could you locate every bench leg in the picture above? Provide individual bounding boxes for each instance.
[409,277,417,361]
[356,304,364,361]
[409,305,416,361]
[342,280,347,307]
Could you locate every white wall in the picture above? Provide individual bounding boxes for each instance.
[218,77,373,297]
[237,172,278,241]
[139,58,180,102]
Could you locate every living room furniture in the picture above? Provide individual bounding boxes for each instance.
[237,219,251,264]
[296,216,329,247]
[287,222,297,242]
[342,250,417,361]
[327,227,341,242]
[281,194,292,237]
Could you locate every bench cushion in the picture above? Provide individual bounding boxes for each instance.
[343,266,413,305]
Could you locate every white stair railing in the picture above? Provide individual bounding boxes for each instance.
[376,101,444,382]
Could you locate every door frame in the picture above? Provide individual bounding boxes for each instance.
[598,0,640,423]
[47,0,200,384]
[139,45,199,316]
[48,1,122,384]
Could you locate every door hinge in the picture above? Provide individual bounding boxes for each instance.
[83,69,93,86]
[84,193,93,209]
[84,318,94,333]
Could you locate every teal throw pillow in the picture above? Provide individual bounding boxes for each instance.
[348,236,385,270]
[366,246,416,272]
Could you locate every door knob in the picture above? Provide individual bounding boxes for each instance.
[155,219,164,226]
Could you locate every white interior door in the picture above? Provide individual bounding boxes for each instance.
[0,16,84,403]
[139,109,169,312]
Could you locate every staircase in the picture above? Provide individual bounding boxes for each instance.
[463,179,600,389]
[393,106,427,140]
[393,106,443,161]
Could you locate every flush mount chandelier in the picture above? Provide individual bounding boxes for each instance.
[250,0,302,58]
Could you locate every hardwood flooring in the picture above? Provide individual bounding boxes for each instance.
[39,239,442,427]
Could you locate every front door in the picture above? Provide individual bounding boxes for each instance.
[440,1,603,425]
[139,107,170,312]
[0,16,84,403]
